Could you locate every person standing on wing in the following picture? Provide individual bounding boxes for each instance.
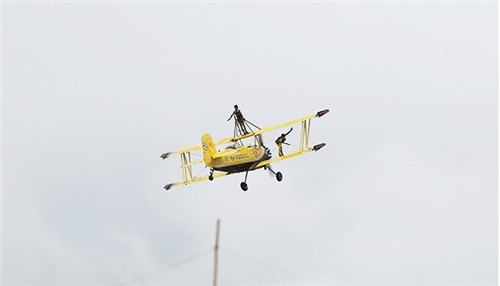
[227,104,248,134]
[275,128,293,156]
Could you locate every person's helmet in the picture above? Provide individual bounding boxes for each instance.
[281,133,285,137]
[234,105,238,109]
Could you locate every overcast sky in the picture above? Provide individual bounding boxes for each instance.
[2,2,497,286]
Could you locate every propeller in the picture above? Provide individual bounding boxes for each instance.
[256,134,266,147]
[256,133,285,182]
[256,134,275,178]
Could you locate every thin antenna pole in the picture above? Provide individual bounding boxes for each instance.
[213,219,220,286]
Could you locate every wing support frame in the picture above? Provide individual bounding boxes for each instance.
[300,119,312,150]
[180,152,194,184]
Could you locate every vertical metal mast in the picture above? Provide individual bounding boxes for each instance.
[213,219,220,286]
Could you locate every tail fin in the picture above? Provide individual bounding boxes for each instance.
[201,133,217,166]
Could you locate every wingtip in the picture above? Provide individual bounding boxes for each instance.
[164,183,174,191]
[313,143,326,151]
[160,152,172,160]
[316,109,330,117]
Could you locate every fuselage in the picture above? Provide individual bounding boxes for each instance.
[211,145,271,173]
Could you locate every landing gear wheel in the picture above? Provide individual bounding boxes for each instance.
[240,182,248,191]
[209,175,214,181]
[276,172,283,182]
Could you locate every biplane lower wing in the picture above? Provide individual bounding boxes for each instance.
[164,172,229,191]
[253,143,326,169]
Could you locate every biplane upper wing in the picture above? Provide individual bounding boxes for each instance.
[161,109,329,159]
[250,109,329,137]
[210,109,330,145]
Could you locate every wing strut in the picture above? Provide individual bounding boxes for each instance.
[180,152,194,183]
[300,119,312,150]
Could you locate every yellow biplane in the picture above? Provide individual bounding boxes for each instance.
[161,108,329,191]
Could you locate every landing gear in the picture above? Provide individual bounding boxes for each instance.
[238,168,282,191]
[209,169,214,181]
[276,171,283,182]
[240,182,248,191]
[240,170,249,191]
[267,165,283,182]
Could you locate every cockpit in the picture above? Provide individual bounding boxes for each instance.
[225,142,241,150]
